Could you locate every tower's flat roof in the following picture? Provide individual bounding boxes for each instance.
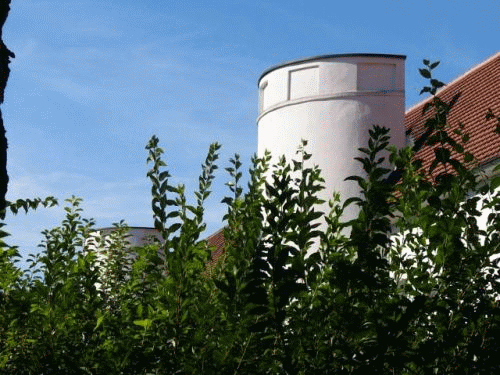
[258,53,406,84]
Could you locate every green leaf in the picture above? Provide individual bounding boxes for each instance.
[434,147,450,163]
[430,61,440,69]
[343,197,362,209]
[95,316,104,331]
[133,319,152,329]
[464,152,474,163]
[430,79,445,89]
[420,87,431,95]
[419,68,431,79]
[491,176,500,191]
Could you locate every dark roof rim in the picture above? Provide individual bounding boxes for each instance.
[258,53,407,84]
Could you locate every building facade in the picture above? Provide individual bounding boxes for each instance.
[93,52,500,256]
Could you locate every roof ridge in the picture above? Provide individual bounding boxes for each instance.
[204,226,225,241]
[405,52,500,114]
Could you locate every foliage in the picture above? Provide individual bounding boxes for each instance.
[0,0,15,213]
[1,61,500,374]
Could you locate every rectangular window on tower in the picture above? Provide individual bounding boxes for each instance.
[288,66,319,100]
[259,80,268,113]
[357,63,396,91]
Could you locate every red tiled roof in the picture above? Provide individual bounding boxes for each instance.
[405,53,500,174]
[204,227,226,273]
[206,227,225,258]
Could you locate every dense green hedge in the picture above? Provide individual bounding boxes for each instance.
[1,62,500,374]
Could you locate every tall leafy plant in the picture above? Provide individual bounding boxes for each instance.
[0,59,499,374]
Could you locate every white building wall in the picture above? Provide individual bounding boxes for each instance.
[258,54,406,220]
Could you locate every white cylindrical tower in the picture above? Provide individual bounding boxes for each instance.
[257,53,406,220]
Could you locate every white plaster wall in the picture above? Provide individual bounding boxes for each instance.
[85,227,162,267]
[91,227,162,248]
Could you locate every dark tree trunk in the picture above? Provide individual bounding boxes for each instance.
[0,0,14,214]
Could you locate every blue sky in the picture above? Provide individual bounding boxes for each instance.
[3,0,499,263]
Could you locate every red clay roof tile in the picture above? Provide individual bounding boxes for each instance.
[204,227,226,272]
[405,53,500,175]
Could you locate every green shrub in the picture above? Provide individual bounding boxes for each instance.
[1,62,499,374]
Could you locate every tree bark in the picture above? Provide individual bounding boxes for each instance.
[0,0,14,214]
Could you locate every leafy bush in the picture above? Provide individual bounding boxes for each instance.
[1,63,500,374]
